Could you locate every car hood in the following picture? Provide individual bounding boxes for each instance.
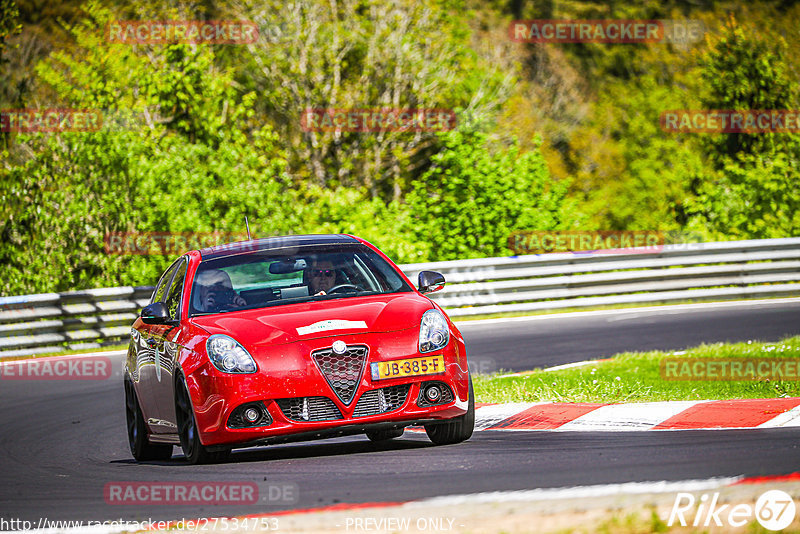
[190,292,433,347]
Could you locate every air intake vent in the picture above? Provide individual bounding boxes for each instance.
[275,397,342,422]
[311,345,368,405]
[417,381,454,407]
[227,402,273,428]
[352,384,410,418]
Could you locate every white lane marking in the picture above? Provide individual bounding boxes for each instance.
[498,359,607,377]
[473,403,541,430]
[403,477,743,507]
[539,360,605,372]
[554,401,703,431]
[758,404,800,428]
[454,297,800,327]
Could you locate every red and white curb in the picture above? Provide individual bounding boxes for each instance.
[472,398,800,431]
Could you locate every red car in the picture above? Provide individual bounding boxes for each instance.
[124,234,474,464]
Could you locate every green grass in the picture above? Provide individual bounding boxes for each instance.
[473,336,800,404]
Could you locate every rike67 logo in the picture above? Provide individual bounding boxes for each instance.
[668,490,796,531]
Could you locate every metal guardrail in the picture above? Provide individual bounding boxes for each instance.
[2,238,799,357]
[0,287,153,357]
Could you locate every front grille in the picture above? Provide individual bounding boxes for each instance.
[417,381,454,407]
[275,396,342,422]
[312,345,368,404]
[352,384,411,418]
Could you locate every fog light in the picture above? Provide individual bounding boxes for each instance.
[425,385,441,402]
[243,407,261,422]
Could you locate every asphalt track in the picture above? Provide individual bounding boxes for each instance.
[1,300,800,523]
[459,299,800,372]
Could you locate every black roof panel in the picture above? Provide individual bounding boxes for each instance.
[199,234,359,260]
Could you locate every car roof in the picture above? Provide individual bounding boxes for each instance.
[198,234,360,260]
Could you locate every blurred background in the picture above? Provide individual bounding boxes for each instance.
[1,0,798,295]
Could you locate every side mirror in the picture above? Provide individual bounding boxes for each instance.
[140,302,172,325]
[418,271,446,294]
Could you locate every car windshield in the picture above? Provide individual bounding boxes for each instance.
[189,243,413,316]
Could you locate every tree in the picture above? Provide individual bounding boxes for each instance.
[227,0,511,201]
[0,3,295,295]
[0,0,20,65]
[690,16,800,239]
[406,128,579,260]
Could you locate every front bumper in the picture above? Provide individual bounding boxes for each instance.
[185,328,469,447]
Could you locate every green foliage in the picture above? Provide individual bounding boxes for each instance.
[690,17,800,239]
[229,0,511,200]
[0,3,295,295]
[296,185,428,264]
[582,75,705,231]
[699,16,797,163]
[692,152,800,239]
[406,129,578,260]
[3,0,800,295]
[0,0,21,63]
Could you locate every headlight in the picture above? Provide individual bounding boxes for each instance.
[206,335,257,374]
[419,309,450,353]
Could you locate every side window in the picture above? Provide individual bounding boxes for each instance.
[151,261,180,304]
[165,260,188,320]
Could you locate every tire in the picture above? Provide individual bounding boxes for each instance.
[124,375,173,461]
[175,373,230,464]
[366,428,404,442]
[424,374,475,446]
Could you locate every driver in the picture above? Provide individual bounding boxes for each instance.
[195,269,246,312]
[308,259,337,296]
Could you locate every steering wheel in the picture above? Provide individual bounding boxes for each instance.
[326,284,363,294]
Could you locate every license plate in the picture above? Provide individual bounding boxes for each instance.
[370,355,445,381]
